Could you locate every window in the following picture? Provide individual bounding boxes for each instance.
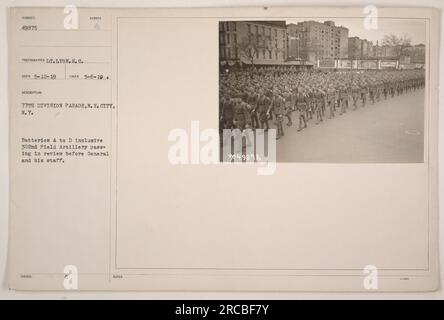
[232,22,236,31]
[226,22,230,31]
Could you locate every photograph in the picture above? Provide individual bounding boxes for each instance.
[2,3,441,302]
[219,19,426,162]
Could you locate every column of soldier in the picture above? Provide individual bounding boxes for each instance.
[219,69,425,140]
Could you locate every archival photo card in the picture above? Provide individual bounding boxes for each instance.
[7,6,439,292]
[219,19,426,163]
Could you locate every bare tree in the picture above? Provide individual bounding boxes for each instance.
[381,33,412,59]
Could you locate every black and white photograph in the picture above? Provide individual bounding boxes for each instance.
[2,3,441,298]
[219,19,426,162]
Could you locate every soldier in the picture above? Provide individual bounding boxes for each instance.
[382,80,389,100]
[219,95,227,134]
[390,81,396,98]
[338,85,349,115]
[369,82,376,104]
[233,99,252,131]
[283,91,293,126]
[248,91,260,129]
[326,85,336,118]
[295,87,308,131]
[220,96,234,130]
[305,88,314,121]
[267,93,285,139]
[360,83,368,107]
[314,88,324,124]
[256,90,270,131]
[375,81,383,102]
[351,83,360,110]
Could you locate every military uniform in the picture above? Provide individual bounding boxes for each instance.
[326,87,336,118]
[233,100,251,131]
[220,97,234,129]
[314,89,324,123]
[295,91,308,131]
[283,92,293,126]
[360,85,368,107]
[369,84,376,104]
[248,92,260,129]
[268,95,285,139]
[257,94,270,130]
[338,87,349,115]
[351,85,360,110]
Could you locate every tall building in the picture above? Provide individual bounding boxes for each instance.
[287,21,349,64]
[337,26,349,59]
[348,37,375,59]
[219,21,287,65]
[404,44,425,63]
[348,36,362,59]
[379,45,398,58]
[361,39,369,59]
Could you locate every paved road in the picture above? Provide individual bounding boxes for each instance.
[276,89,425,163]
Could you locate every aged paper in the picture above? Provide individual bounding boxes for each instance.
[8,7,440,291]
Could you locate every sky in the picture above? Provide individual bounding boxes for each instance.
[286,18,426,45]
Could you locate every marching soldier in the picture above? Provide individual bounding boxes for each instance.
[326,85,336,118]
[390,81,396,98]
[369,82,376,104]
[220,96,234,130]
[351,83,360,110]
[283,91,293,126]
[314,88,325,124]
[256,90,270,131]
[360,83,368,107]
[233,99,252,131]
[338,85,349,115]
[267,93,285,139]
[248,91,260,129]
[295,87,308,131]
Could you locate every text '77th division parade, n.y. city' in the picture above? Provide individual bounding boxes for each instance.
[219,20,426,163]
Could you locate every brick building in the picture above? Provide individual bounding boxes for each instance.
[287,21,349,64]
[219,21,287,65]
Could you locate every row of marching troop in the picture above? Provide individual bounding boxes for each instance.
[219,68,425,139]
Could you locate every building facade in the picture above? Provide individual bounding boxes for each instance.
[348,36,362,59]
[348,37,376,60]
[287,21,349,64]
[219,21,287,65]
[403,44,425,64]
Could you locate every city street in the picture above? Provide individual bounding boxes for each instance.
[276,89,425,162]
